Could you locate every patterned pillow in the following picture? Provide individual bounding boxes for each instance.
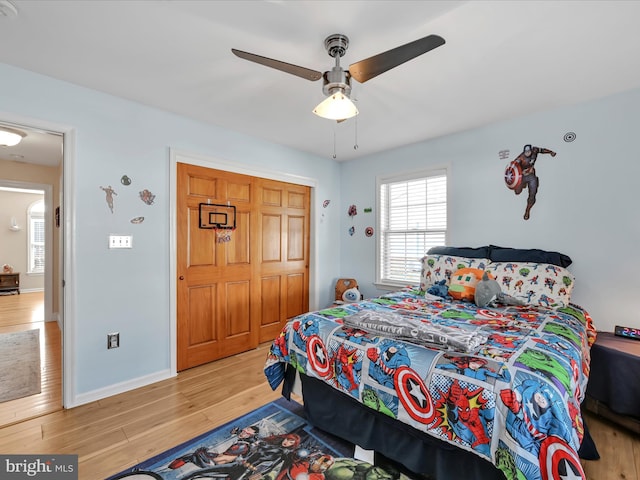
[420,254,490,291]
[487,261,575,308]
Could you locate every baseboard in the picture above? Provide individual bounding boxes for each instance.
[69,369,175,408]
[19,288,44,294]
[50,312,62,330]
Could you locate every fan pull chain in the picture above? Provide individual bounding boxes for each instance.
[333,123,337,159]
[354,114,359,150]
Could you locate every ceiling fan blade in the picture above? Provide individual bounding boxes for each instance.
[231,48,323,81]
[348,34,445,83]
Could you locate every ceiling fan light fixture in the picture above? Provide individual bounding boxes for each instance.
[313,92,358,121]
[0,127,26,147]
[233,32,445,125]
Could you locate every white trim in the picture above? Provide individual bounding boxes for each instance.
[51,312,61,330]
[71,369,173,407]
[168,148,319,377]
[62,128,77,409]
[18,287,44,294]
[27,199,45,275]
[0,113,75,409]
[376,165,448,184]
[171,149,318,188]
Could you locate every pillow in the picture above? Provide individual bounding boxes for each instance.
[420,254,490,291]
[448,268,487,301]
[487,261,575,308]
[427,246,491,259]
[488,245,572,268]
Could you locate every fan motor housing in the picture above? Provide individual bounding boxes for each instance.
[322,34,352,96]
[323,67,352,96]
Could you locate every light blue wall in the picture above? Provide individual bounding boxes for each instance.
[2,59,637,406]
[0,63,342,404]
[340,88,640,334]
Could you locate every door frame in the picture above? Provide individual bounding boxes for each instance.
[0,112,76,408]
[169,148,318,376]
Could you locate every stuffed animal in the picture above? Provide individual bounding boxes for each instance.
[474,271,525,307]
[335,278,359,301]
[449,267,486,301]
[474,272,502,307]
[341,287,363,303]
[427,280,449,298]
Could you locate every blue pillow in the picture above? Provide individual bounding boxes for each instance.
[427,246,490,259]
[488,245,572,267]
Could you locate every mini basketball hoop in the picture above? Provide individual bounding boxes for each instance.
[198,202,237,243]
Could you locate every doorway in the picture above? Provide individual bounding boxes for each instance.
[0,121,65,425]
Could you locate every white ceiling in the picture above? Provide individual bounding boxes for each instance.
[2,0,640,166]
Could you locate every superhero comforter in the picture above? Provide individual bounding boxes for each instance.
[264,288,597,480]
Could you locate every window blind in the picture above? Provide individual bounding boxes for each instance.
[379,170,447,285]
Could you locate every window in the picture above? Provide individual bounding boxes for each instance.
[28,200,45,274]
[377,168,447,286]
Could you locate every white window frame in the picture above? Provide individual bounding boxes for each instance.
[375,166,448,289]
[28,199,45,275]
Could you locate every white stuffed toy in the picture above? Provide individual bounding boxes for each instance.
[340,287,363,303]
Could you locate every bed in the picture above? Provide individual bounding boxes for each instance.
[264,246,597,480]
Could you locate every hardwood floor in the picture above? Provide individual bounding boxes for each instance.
[0,292,638,479]
[0,292,62,426]
[0,342,282,479]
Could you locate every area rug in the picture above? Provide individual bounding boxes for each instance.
[107,397,424,480]
[0,329,41,403]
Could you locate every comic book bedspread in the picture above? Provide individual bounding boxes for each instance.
[264,289,597,480]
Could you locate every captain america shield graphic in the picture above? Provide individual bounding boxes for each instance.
[307,335,332,378]
[394,366,435,423]
[539,436,585,480]
[476,308,506,319]
[504,161,523,190]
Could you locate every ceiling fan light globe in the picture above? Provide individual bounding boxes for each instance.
[313,92,358,121]
[0,127,26,147]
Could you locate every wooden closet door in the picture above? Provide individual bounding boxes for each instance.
[177,163,310,370]
[177,163,255,371]
[254,178,310,343]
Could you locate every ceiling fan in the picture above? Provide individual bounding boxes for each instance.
[231,33,445,121]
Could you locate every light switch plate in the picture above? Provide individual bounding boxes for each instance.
[109,235,132,249]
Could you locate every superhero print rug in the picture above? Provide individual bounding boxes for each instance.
[107,397,423,480]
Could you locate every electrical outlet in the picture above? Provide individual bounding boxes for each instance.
[109,235,133,249]
[107,333,120,349]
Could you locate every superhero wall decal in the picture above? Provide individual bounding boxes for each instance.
[504,144,557,220]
